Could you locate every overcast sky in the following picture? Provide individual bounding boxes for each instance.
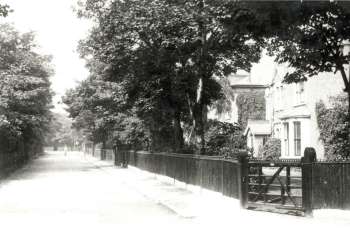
[2,0,92,114]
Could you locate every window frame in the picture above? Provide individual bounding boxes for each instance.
[293,121,301,156]
[283,122,289,156]
[295,82,305,105]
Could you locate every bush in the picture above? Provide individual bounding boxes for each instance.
[205,120,244,156]
[257,138,281,160]
[112,115,150,151]
[316,95,350,160]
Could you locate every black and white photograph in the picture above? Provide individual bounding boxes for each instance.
[1,0,350,228]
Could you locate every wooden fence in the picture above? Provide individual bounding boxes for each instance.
[312,161,350,210]
[86,147,350,214]
[0,147,40,178]
[85,148,115,161]
[128,151,240,199]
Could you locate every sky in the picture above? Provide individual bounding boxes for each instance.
[2,0,92,114]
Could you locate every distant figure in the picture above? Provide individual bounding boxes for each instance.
[64,145,68,156]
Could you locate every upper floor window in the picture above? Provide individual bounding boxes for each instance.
[276,85,284,110]
[295,82,305,105]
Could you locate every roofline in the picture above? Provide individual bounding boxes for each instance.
[279,114,311,120]
[231,84,268,89]
[247,119,270,123]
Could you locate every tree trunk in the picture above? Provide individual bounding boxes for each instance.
[113,145,118,166]
[92,141,95,157]
[347,89,350,158]
[347,89,350,120]
[101,140,106,160]
[339,65,350,157]
[173,111,184,153]
[196,102,207,155]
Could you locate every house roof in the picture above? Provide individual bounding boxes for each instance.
[231,84,268,89]
[244,119,271,136]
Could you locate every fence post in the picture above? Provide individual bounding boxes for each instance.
[301,147,316,217]
[238,151,249,209]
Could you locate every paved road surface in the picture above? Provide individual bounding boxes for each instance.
[0,151,189,228]
[2,151,350,229]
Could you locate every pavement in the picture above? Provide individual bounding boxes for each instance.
[0,151,350,229]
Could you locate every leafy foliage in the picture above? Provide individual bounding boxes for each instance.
[45,112,83,149]
[0,3,11,17]
[205,119,243,156]
[267,2,350,118]
[0,24,53,157]
[236,90,266,131]
[257,138,281,160]
[76,0,265,153]
[316,95,350,160]
[63,75,125,144]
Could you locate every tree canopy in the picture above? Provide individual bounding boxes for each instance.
[75,0,267,153]
[69,0,350,156]
[0,23,53,155]
[0,3,11,17]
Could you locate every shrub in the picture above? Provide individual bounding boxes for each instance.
[205,120,244,156]
[257,138,281,160]
[316,95,350,160]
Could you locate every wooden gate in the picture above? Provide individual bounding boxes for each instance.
[244,158,305,215]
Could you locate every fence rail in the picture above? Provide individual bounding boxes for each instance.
[128,151,240,199]
[312,162,350,210]
[86,147,350,215]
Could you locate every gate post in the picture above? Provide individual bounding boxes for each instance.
[238,151,249,209]
[301,147,316,217]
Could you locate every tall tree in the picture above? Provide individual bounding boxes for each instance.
[268,2,350,114]
[0,23,53,156]
[77,0,264,154]
[261,2,350,150]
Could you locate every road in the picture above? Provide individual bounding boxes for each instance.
[0,151,189,228]
[1,151,350,229]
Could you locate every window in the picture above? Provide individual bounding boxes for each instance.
[275,86,280,108]
[276,86,284,109]
[295,82,305,104]
[263,136,268,146]
[294,121,301,156]
[280,86,284,108]
[283,123,289,156]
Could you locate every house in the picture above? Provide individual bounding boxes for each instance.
[244,119,271,152]
[248,64,346,159]
[209,59,346,159]
[208,71,267,125]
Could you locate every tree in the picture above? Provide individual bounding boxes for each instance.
[45,112,82,150]
[0,23,53,157]
[316,95,350,159]
[260,2,350,156]
[77,0,265,154]
[267,2,350,117]
[0,3,11,17]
